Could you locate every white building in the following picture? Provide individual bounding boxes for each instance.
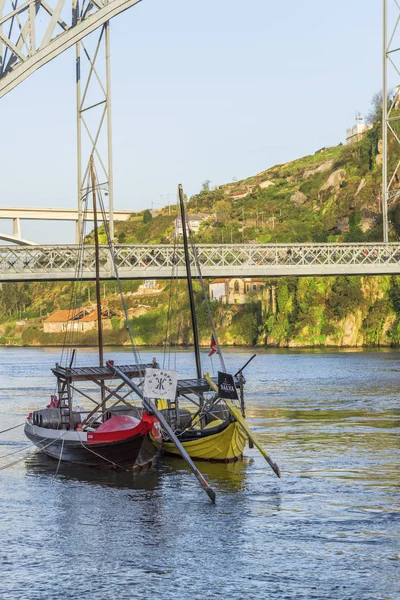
[209,278,265,305]
[346,114,372,145]
[174,215,206,235]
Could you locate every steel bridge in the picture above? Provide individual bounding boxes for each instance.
[1,243,400,282]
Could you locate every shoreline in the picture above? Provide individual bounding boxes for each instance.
[0,341,399,350]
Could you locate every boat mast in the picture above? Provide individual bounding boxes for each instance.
[90,156,104,369]
[178,184,201,379]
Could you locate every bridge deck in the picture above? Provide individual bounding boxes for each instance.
[1,243,400,282]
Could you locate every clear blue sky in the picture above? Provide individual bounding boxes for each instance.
[0,0,383,243]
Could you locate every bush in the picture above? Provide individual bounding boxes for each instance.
[143,209,152,223]
[327,277,364,320]
[111,316,121,331]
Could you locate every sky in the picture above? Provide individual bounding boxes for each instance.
[0,0,386,243]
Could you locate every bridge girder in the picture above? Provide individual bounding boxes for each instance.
[0,0,142,98]
[1,243,400,282]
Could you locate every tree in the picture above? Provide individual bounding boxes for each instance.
[201,180,211,192]
[143,209,152,223]
[214,200,231,225]
[366,90,393,126]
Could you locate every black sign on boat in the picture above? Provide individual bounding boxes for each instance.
[218,372,239,400]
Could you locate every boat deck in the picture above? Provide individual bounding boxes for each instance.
[52,363,155,381]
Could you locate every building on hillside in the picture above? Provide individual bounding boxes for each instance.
[230,186,255,200]
[174,215,206,235]
[43,307,111,333]
[346,114,372,145]
[78,310,112,332]
[209,278,265,305]
[132,280,163,296]
[209,279,226,302]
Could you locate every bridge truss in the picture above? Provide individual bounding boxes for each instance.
[1,243,400,282]
[0,0,142,242]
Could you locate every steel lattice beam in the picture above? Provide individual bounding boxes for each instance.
[382,0,400,242]
[0,0,142,98]
[1,243,400,282]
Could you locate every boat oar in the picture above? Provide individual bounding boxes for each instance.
[234,354,256,377]
[205,372,281,478]
[225,401,280,478]
[107,363,216,503]
[144,398,216,503]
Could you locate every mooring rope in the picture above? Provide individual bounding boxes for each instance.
[53,438,64,478]
[0,423,24,435]
[78,437,129,471]
[0,431,69,472]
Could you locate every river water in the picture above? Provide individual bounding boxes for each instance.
[0,346,399,600]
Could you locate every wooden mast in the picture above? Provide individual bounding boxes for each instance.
[178,184,201,379]
[90,156,104,369]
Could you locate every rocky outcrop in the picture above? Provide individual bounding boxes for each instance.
[303,160,334,179]
[259,180,274,189]
[376,139,383,167]
[336,216,349,233]
[320,169,346,191]
[291,191,307,206]
[360,210,379,232]
[355,178,366,196]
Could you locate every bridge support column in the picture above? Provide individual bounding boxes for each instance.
[76,23,114,242]
[12,218,21,239]
[75,221,80,244]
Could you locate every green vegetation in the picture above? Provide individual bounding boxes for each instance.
[2,93,400,348]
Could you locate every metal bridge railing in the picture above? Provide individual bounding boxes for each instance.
[1,243,400,280]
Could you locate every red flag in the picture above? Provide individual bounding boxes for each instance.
[208,334,217,357]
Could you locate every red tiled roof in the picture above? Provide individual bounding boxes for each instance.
[44,308,84,323]
[80,310,110,322]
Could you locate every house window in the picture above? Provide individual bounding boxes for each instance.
[234,281,239,292]
[253,285,257,291]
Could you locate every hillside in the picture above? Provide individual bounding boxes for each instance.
[2,104,400,348]
[111,115,393,245]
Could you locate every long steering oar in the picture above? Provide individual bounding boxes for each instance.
[205,372,281,478]
[107,363,216,503]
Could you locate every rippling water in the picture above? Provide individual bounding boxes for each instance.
[0,347,399,599]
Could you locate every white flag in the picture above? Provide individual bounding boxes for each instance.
[144,368,178,401]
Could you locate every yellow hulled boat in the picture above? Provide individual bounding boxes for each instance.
[162,419,247,462]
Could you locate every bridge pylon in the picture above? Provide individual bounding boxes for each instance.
[75,22,114,243]
[382,0,400,242]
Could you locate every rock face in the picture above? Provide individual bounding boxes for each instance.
[291,190,307,206]
[336,216,349,233]
[303,160,334,179]
[360,210,379,232]
[376,139,383,166]
[320,169,346,191]
[259,180,274,189]
[355,178,366,196]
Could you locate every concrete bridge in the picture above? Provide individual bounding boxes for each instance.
[1,243,400,282]
[0,207,134,245]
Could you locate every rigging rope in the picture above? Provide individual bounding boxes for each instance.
[94,163,143,368]
[187,222,226,373]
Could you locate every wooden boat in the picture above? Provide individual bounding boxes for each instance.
[161,420,247,462]
[24,158,161,471]
[24,363,162,470]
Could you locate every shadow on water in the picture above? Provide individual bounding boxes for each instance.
[23,451,252,495]
[24,451,160,492]
[159,453,251,493]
